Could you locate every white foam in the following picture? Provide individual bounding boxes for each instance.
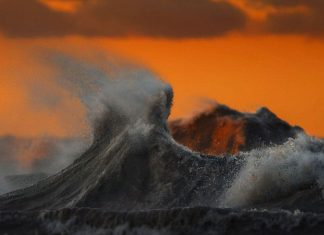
[222,134,324,207]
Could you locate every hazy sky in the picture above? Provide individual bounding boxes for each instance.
[1,0,324,137]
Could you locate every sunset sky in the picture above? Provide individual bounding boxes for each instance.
[1,0,324,137]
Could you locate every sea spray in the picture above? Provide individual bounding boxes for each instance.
[0,48,170,194]
[43,51,171,141]
[222,133,324,207]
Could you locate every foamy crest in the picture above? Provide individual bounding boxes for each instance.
[222,134,324,207]
[0,49,171,195]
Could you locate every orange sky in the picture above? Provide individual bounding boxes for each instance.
[0,39,86,137]
[0,1,324,137]
[102,36,324,137]
[1,35,324,137]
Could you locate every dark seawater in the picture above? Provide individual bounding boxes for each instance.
[1,57,324,234]
[2,207,324,235]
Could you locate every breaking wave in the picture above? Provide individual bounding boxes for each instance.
[1,48,324,234]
